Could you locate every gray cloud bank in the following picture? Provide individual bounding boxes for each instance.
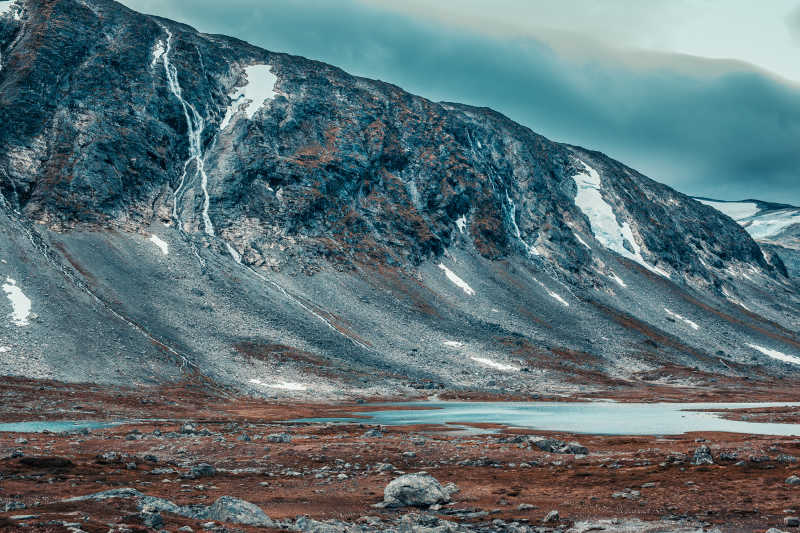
[122,0,800,204]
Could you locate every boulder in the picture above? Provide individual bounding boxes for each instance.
[183,463,216,479]
[382,473,455,508]
[205,496,273,527]
[786,475,800,486]
[267,433,292,443]
[530,437,588,455]
[692,445,714,465]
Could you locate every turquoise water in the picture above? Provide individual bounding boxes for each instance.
[295,401,800,436]
[0,420,119,433]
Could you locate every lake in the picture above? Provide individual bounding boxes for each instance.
[295,401,800,436]
[0,420,119,433]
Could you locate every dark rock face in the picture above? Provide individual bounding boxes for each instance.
[0,0,798,395]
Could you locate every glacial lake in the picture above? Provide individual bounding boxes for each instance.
[0,420,119,433]
[295,401,800,436]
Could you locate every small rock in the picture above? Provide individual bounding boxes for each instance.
[517,503,536,511]
[692,445,714,465]
[543,510,559,523]
[267,433,291,443]
[184,463,216,479]
[140,505,164,529]
[786,475,800,486]
[785,516,799,528]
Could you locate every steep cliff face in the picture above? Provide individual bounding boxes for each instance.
[0,0,798,396]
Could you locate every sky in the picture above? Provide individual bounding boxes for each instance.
[121,0,800,205]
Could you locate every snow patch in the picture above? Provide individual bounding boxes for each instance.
[249,378,308,391]
[744,209,800,239]
[573,160,669,278]
[470,356,518,372]
[697,199,759,220]
[443,341,463,348]
[455,215,467,234]
[746,344,800,365]
[0,346,9,353]
[664,308,699,330]
[220,64,279,130]
[0,1,16,17]
[438,263,475,296]
[3,277,31,327]
[149,235,169,256]
[574,234,591,249]
[698,199,800,240]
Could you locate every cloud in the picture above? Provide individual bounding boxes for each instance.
[789,4,800,44]
[122,0,800,204]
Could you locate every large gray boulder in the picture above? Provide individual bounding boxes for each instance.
[205,496,274,527]
[382,473,456,508]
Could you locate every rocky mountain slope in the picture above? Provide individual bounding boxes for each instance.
[696,197,800,278]
[0,0,798,398]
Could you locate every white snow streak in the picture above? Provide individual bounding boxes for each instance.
[225,243,242,264]
[0,346,9,353]
[506,193,537,256]
[438,263,475,296]
[150,40,165,69]
[149,235,169,256]
[535,280,569,307]
[746,344,800,365]
[664,307,699,330]
[220,64,278,130]
[608,271,627,288]
[470,356,518,372]
[158,26,215,236]
[3,277,31,327]
[573,160,669,278]
[249,378,308,391]
[574,234,591,249]
[455,215,467,234]
[443,341,464,348]
[547,290,569,307]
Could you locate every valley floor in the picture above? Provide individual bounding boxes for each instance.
[0,378,799,532]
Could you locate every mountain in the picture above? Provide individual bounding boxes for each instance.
[1,0,798,398]
[695,198,800,278]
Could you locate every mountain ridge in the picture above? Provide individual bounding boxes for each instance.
[0,0,798,398]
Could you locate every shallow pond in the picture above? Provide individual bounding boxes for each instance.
[0,420,119,433]
[296,401,800,436]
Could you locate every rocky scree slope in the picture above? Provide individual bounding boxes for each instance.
[0,0,798,397]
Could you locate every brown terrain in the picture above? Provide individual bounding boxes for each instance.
[0,378,799,532]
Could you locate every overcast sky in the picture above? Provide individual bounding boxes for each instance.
[121,0,800,204]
